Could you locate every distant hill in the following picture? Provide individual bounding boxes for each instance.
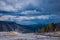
[0,21,60,33]
[21,24,46,32]
[0,21,46,33]
[0,21,32,33]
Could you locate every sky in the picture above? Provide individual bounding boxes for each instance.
[0,0,60,25]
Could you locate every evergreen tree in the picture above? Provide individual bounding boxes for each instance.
[50,23,56,32]
[44,23,56,32]
[37,23,56,33]
[44,26,48,32]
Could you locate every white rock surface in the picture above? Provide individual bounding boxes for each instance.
[0,32,60,40]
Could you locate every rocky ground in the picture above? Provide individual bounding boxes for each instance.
[0,32,60,40]
[36,31,60,37]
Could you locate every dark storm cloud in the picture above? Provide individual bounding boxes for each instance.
[0,0,60,15]
[0,0,60,25]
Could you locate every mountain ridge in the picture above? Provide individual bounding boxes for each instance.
[0,21,32,33]
[0,21,60,33]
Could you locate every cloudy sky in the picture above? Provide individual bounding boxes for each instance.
[0,0,60,25]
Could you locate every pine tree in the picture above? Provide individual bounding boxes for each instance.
[44,26,48,32]
[37,23,56,33]
[44,23,56,32]
[50,23,56,32]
